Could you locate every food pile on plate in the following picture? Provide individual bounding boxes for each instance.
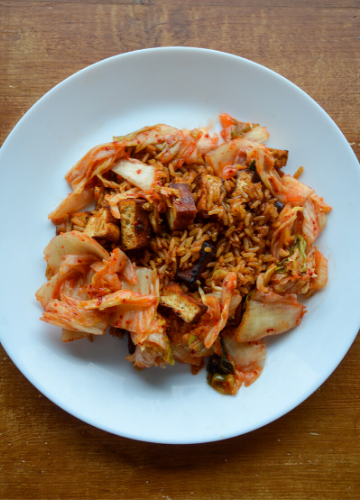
[36,114,331,395]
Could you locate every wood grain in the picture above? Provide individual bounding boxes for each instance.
[1,1,360,499]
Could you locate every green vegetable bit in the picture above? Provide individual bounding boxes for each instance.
[276,235,307,273]
[206,340,235,393]
[245,290,255,303]
[230,122,258,140]
[248,159,257,171]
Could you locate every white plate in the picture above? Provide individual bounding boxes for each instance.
[1,48,359,444]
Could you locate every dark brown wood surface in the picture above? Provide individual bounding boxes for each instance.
[1,1,360,499]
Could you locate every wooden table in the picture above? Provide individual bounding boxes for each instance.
[1,1,360,499]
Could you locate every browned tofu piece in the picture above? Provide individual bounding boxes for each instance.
[160,282,207,324]
[55,215,73,235]
[268,148,289,169]
[118,199,151,251]
[175,241,216,290]
[149,209,162,234]
[84,207,120,242]
[166,183,196,231]
[196,174,222,219]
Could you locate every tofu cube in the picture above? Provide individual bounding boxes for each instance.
[160,282,208,324]
[166,183,197,231]
[118,199,151,251]
[268,148,289,169]
[84,207,120,242]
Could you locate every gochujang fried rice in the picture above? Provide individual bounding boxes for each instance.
[36,114,331,395]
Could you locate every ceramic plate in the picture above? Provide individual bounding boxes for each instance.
[1,48,359,444]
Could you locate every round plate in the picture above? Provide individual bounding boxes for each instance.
[1,48,359,444]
